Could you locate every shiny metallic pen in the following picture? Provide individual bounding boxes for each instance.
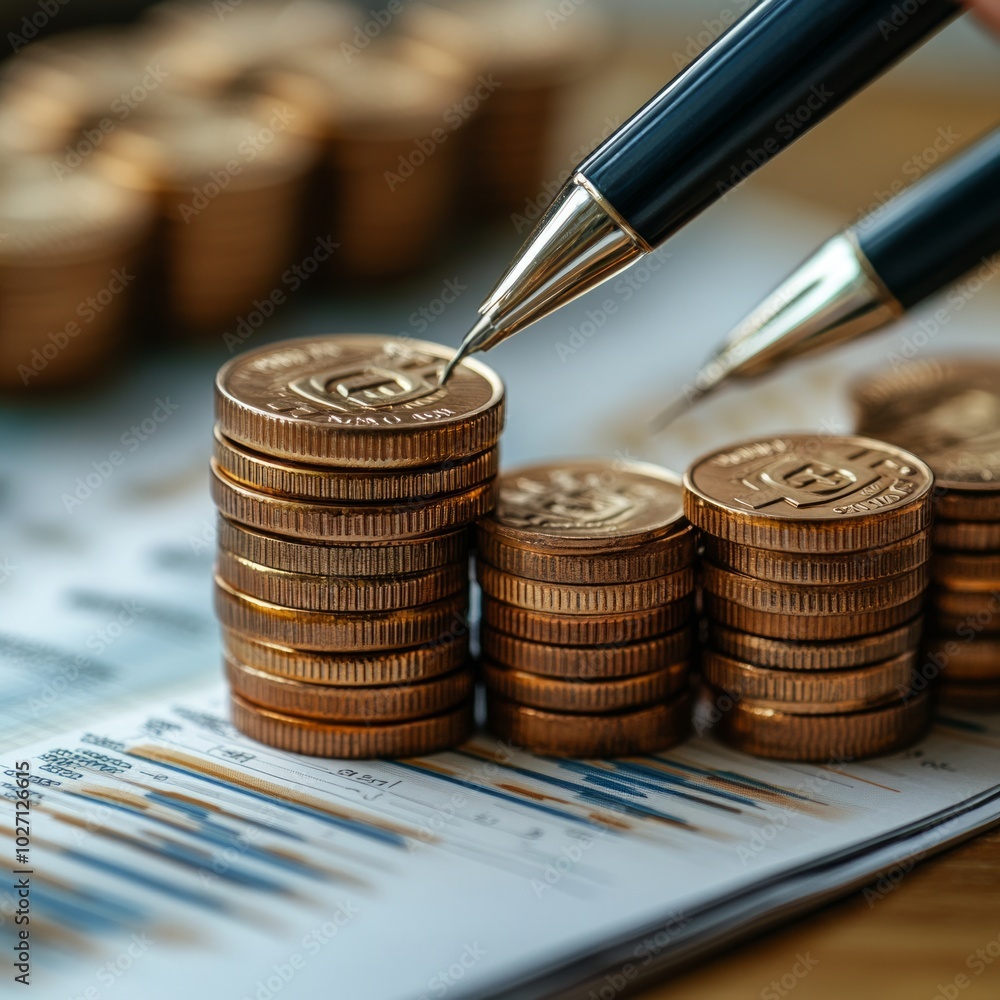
[651,124,1000,431]
[440,0,961,385]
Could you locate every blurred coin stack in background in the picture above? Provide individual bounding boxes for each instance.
[211,334,504,757]
[854,358,1000,710]
[0,151,151,389]
[477,460,697,757]
[685,435,934,761]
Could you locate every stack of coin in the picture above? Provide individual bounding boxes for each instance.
[853,358,1000,709]
[476,459,697,757]
[684,435,934,761]
[212,334,503,757]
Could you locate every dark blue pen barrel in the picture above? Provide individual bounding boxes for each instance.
[851,127,1000,309]
[581,0,960,248]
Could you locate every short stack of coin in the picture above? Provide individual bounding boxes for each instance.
[854,358,1000,709]
[476,459,697,757]
[684,435,934,761]
[212,334,504,757]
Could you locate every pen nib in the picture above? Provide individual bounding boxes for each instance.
[649,365,727,434]
[439,315,496,385]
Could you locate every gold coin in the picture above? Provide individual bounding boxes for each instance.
[485,690,692,757]
[481,595,695,646]
[937,681,1000,711]
[211,462,495,540]
[226,656,472,721]
[933,520,1000,551]
[482,659,688,712]
[231,692,474,757]
[216,549,466,612]
[852,357,1000,492]
[707,620,923,671]
[927,588,1000,621]
[480,625,694,679]
[215,335,505,467]
[701,563,927,615]
[709,687,930,761]
[704,532,929,585]
[476,562,695,614]
[475,523,697,583]
[478,459,689,552]
[921,634,1000,682]
[213,426,499,502]
[217,515,468,577]
[931,550,1000,589]
[683,435,933,552]
[933,489,1000,522]
[702,649,914,711]
[703,593,925,640]
[215,576,467,651]
[223,628,468,685]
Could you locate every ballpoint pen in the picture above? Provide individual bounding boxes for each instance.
[439,0,962,385]
[652,124,1000,430]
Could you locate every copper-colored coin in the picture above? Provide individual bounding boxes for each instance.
[212,462,494,541]
[482,595,695,646]
[481,659,688,712]
[933,520,1000,552]
[215,576,467,651]
[476,562,695,615]
[927,588,1000,622]
[931,550,1000,589]
[223,628,467,685]
[937,681,1000,711]
[703,593,925,640]
[702,649,914,711]
[215,335,505,468]
[684,435,933,552]
[709,687,930,761]
[707,620,923,671]
[704,532,929,585]
[479,459,689,552]
[475,523,697,583]
[226,656,472,721]
[213,426,499,502]
[231,692,474,757]
[921,633,1000,682]
[852,357,1000,493]
[480,625,694,679]
[216,549,465,612]
[485,691,692,758]
[701,563,927,616]
[217,516,468,577]
[933,489,1000,523]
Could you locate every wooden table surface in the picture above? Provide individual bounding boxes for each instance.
[635,825,1000,999]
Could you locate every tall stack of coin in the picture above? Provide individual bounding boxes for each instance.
[212,335,503,757]
[684,435,934,761]
[853,358,1000,710]
[476,459,697,757]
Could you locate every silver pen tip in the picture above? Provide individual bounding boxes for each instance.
[649,368,725,434]
[439,314,496,385]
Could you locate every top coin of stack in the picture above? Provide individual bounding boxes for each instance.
[477,459,698,757]
[212,334,503,758]
[853,358,1000,709]
[684,435,934,761]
